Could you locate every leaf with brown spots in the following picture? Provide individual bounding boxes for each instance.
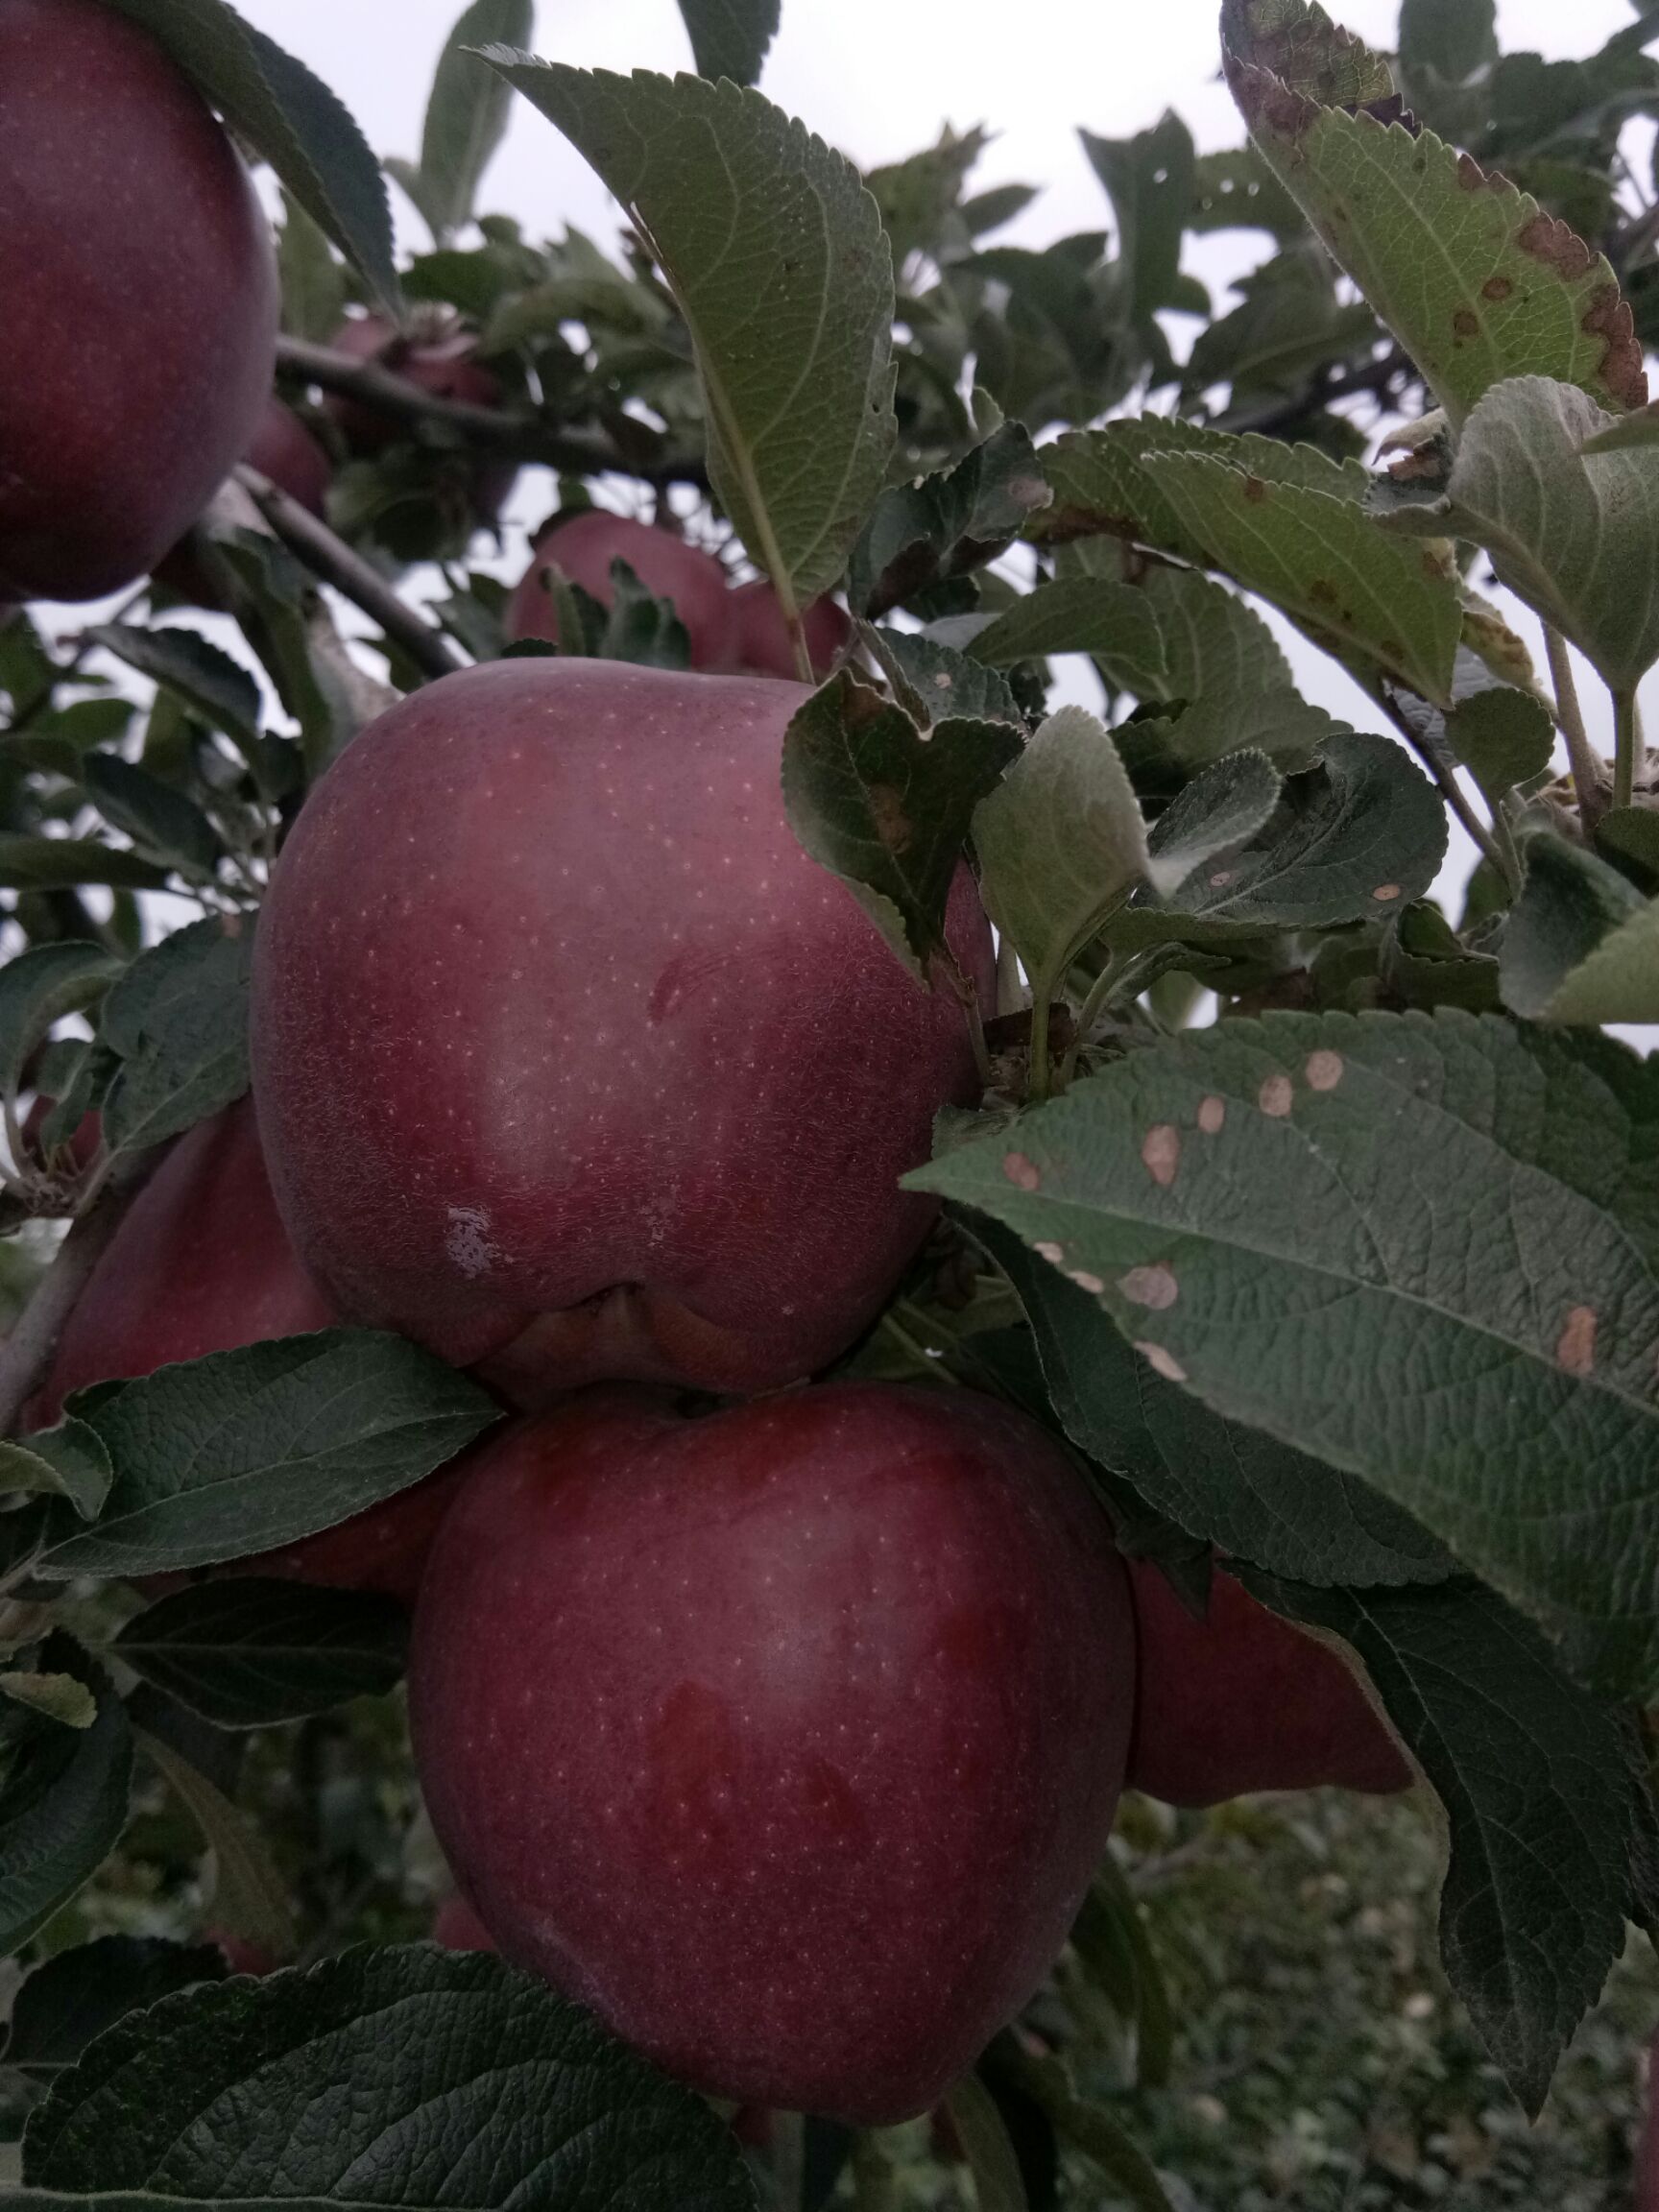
[910,1007,1659,1702]
[1221,0,1647,426]
[1139,452,1462,705]
[781,669,1022,983]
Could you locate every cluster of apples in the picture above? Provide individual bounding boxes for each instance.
[5,0,1409,2128]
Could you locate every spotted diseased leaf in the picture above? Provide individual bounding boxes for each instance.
[910,1010,1659,1700]
[852,425,1053,620]
[100,0,398,311]
[1220,0,1647,428]
[1141,452,1463,705]
[0,1635,132,1958]
[35,1331,500,1582]
[972,708,1150,1004]
[20,1948,757,2210]
[486,59,895,609]
[1249,1572,1658,2114]
[781,670,1022,983]
[98,917,255,1158]
[1502,834,1659,1026]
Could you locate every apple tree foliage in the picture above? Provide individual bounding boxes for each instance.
[1,0,1659,2200]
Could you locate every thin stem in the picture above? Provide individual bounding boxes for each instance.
[236,467,465,685]
[0,1155,158,1437]
[275,334,709,486]
[1377,693,1511,888]
[1613,686,1644,811]
[1027,990,1053,1103]
[1544,626,1606,835]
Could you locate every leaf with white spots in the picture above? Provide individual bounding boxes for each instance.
[908,1009,1659,1701]
[972,708,1150,1010]
[781,669,1022,984]
[1111,728,1446,952]
[483,59,896,609]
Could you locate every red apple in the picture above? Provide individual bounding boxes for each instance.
[409,1382,1135,2122]
[210,1933,278,1978]
[505,510,736,666]
[724,578,852,682]
[0,0,277,603]
[1125,1559,1412,1805]
[155,399,332,606]
[431,1894,495,1953]
[252,658,994,1401]
[35,1097,465,1603]
[325,311,516,523]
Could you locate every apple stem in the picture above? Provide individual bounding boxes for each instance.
[237,467,465,685]
[0,1150,160,1439]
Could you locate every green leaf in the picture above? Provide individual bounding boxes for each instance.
[88,626,260,750]
[866,632,1023,732]
[1418,376,1659,694]
[115,1581,408,1730]
[781,670,1022,982]
[1220,0,1647,427]
[21,1948,758,2208]
[1113,729,1447,948]
[941,2074,1028,2212]
[910,1010,1659,1699]
[1578,397,1659,454]
[36,1331,500,1582]
[1400,0,1498,84]
[850,423,1052,620]
[1143,748,1282,899]
[276,190,347,345]
[0,1635,132,1958]
[0,1426,112,1524]
[1443,685,1555,810]
[0,1675,97,1732]
[1033,415,1365,559]
[676,0,780,86]
[970,580,1167,693]
[101,0,398,313]
[1190,146,1308,240]
[1142,451,1462,704]
[1069,1858,1174,2089]
[1081,109,1196,322]
[973,708,1149,1000]
[5,1938,228,2080]
[81,757,220,880]
[214,535,359,779]
[1138,565,1294,703]
[994,2043,1172,2212]
[486,59,895,608]
[1598,805,1659,889]
[1501,833,1659,1024]
[0,839,169,895]
[134,1729,294,1960]
[414,0,533,242]
[976,1215,1453,1587]
[98,917,254,1158]
[0,945,121,1114]
[1250,1572,1656,2115]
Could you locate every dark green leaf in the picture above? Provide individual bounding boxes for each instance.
[276,191,347,345]
[676,0,780,86]
[21,1947,757,2209]
[5,1937,228,2079]
[1501,832,1659,1023]
[36,1331,500,1581]
[81,757,220,879]
[1069,1857,1174,2089]
[88,627,260,750]
[1400,0,1498,84]
[0,946,121,1113]
[487,59,894,606]
[976,1216,1453,1587]
[101,0,398,312]
[414,0,533,242]
[867,630,1024,731]
[850,423,1052,620]
[0,1635,132,1958]
[1081,110,1195,322]
[134,1729,294,1959]
[971,580,1166,691]
[0,840,169,895]
[1249,1572,1656,2115]
[912,1011,1659,1699]
[99,917,254,1157]
[0,1426,112,1524]
[1443,685,1555,808]
[942,2073,1028,2212]
[781,669,1022,981]
[1142,747,1282,898]
[115,1580,408,1729]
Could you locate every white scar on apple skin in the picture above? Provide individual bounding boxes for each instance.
[445,1206,503,1279]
